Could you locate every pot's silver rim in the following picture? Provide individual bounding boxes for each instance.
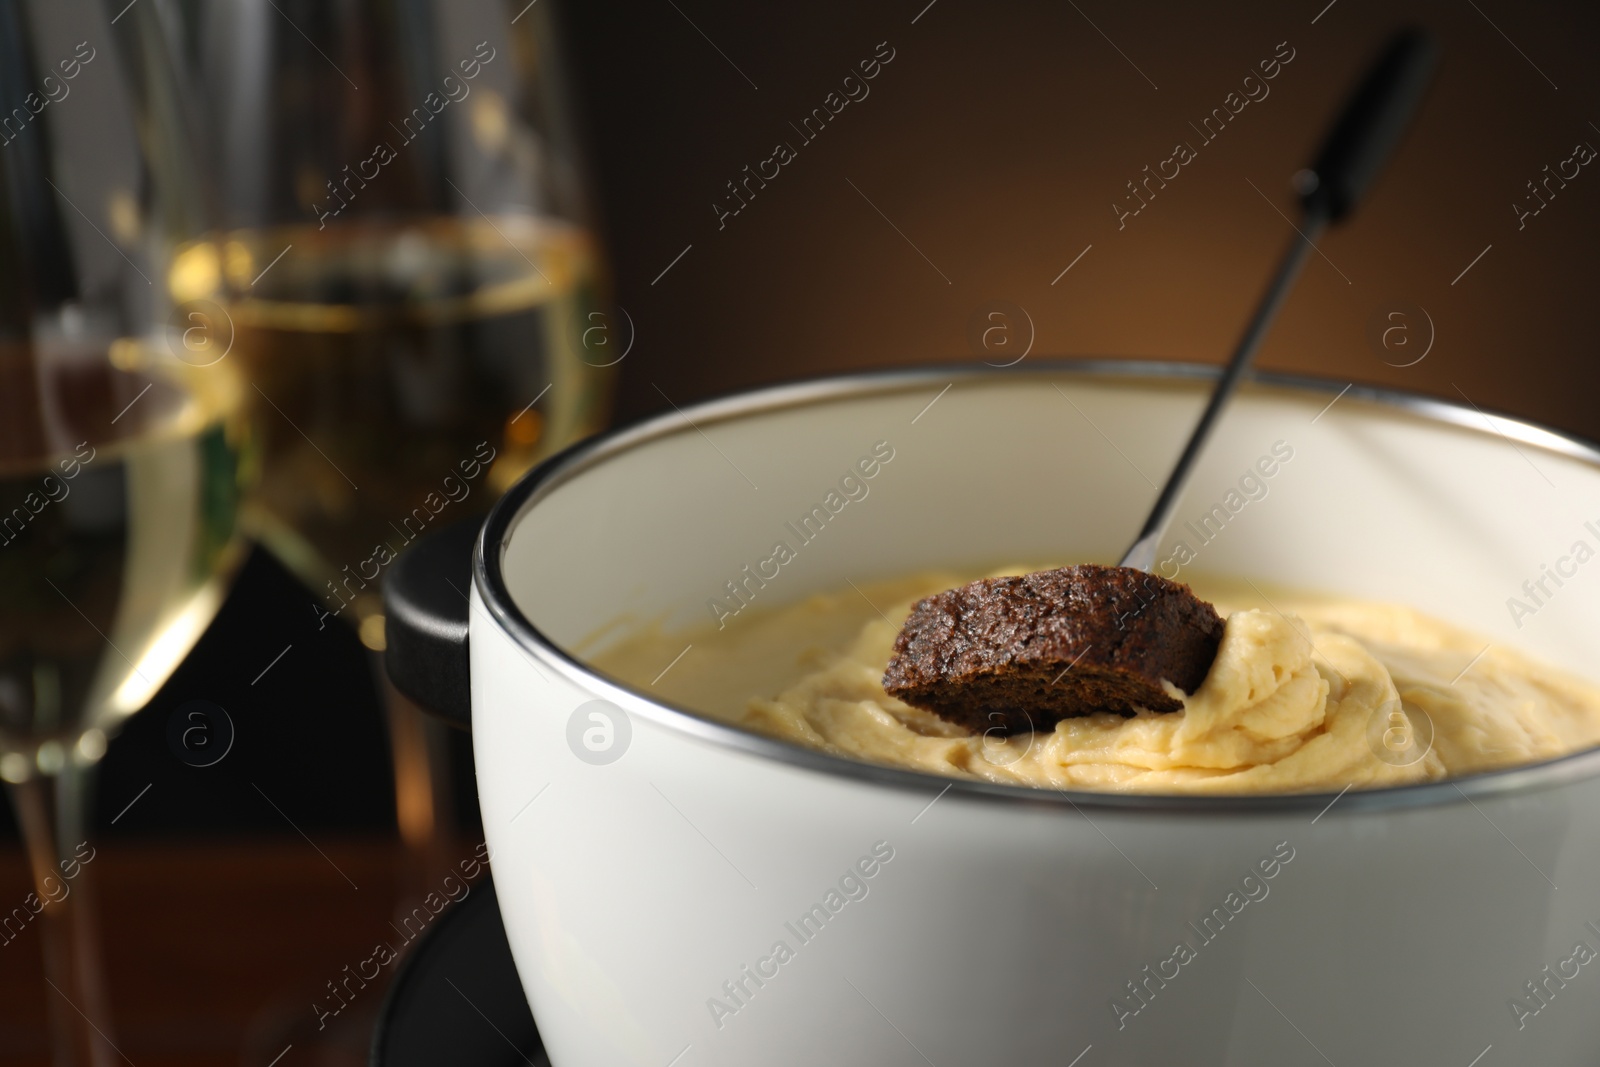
[475,360,1600,816]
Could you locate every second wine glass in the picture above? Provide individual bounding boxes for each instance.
[175,0,616,882]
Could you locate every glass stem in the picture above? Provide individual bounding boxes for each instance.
[371,651,456,903]
[7,765,118,1067]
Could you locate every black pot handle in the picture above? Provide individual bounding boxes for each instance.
[382,516,479,728]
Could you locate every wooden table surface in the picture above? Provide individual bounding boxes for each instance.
[0,837,475,1067]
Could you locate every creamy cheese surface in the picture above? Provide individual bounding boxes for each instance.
[590,571,1600,794]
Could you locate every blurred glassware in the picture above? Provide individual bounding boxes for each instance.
[172,0,616,895]
[0,1,252,1062]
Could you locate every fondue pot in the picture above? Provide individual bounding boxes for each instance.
[385,362,1600,1066]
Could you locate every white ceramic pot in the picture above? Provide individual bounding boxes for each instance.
[397,362,1600,1066]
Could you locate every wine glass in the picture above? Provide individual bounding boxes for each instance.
[173,0,615,891]
[0,1,251,1062]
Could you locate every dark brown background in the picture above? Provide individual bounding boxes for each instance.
[7,0,1600,1061]
[574,0,1600,437]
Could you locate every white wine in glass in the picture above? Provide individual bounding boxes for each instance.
[0,341,250,1065]
[168,214,608,633]
[0,345,247,779]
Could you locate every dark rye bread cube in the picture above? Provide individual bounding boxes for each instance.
[882,565,1225,735]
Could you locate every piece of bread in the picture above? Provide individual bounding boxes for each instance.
[881,564,1224,734]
